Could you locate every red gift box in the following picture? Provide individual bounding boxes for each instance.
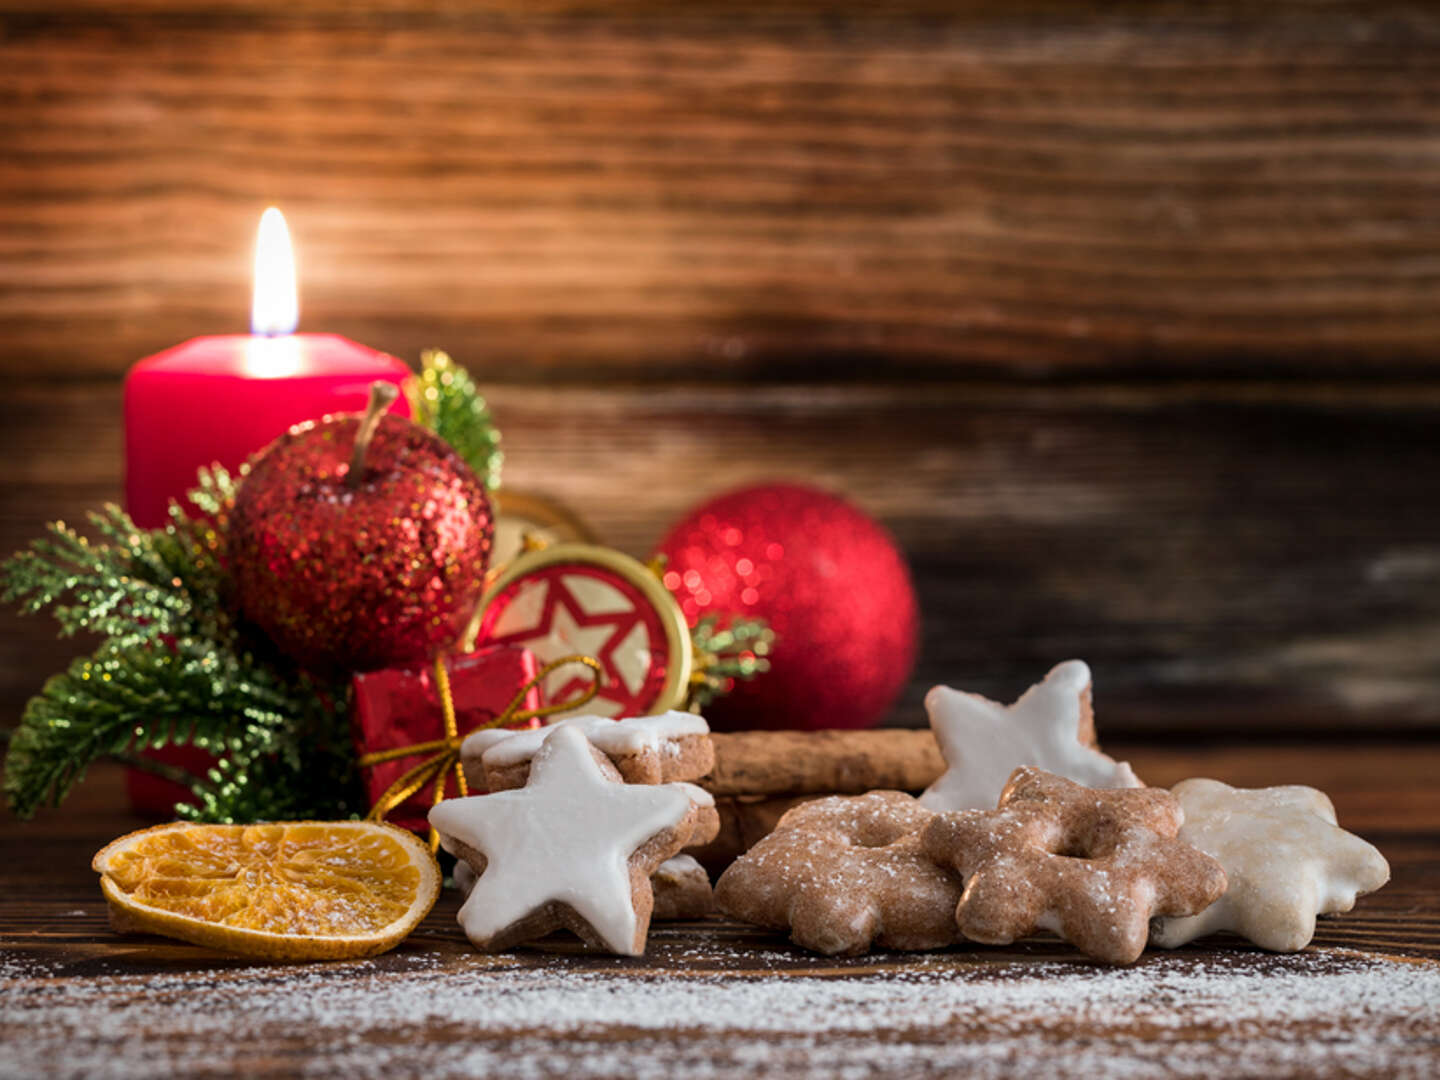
[126,744,217,818]
[351,644,543,834]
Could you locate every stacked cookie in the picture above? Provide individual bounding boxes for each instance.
[716,661,1391,964]
[433,712,720,955]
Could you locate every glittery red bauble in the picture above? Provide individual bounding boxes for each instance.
[653,483,918,731]
[229,412,493,674]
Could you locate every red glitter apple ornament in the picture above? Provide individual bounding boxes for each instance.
[653,482,918,731]
[229,382,494,674]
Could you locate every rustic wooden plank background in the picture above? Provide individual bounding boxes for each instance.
[2,1,1439,732]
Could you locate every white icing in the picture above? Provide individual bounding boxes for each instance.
[1151,778,1390,952]
[430,724,697,955]
[462,711,709,770]
[1034,911,1063,935]
[918,660,1141,812]
[654,854,706,882]
[674,781,714,808]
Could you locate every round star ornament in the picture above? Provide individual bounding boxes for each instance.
[465,543,693,719]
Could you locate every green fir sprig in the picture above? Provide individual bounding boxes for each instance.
[414,348,502,491]
[2,351,777,824]
[1,468,357,821]
[688,613,776,710]
[4,498,228,647]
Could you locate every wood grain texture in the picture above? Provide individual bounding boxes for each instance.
[1,754,1437,1080]
[703,730,945,796]
[4,2,1440,378]
[5,1,1440,738]
[3,377,1439,731]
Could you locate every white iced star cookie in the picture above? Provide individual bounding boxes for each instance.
[430,724,715,955]
[918,660,1141,811]
[1150,778,1390,952]
[451,847,715,922]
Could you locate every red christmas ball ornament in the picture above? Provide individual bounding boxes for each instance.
[653,482,918,731]
[229,383,494,674]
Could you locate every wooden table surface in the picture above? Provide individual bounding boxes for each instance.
[2,745,1438,1079]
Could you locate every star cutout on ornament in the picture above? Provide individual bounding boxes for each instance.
[1150,778,1390,952]
[487,569,662,717]
[918,660,1141,812]
[539,603,641,704]
[428,724,709,955]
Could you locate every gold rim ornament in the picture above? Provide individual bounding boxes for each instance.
[463,543,694,718]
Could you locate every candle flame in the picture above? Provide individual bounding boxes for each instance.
[251,207,298,336]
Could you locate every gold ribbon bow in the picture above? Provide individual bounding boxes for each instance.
[360,653,603,851]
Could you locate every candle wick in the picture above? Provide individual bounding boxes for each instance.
[347,382,400,489]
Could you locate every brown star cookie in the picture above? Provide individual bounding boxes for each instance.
[650,855,715,920]
[431,725,717,955]
[461,712,714,793]
[714,791,963,956]
[923,766,1227,964]
[453,850,716,922]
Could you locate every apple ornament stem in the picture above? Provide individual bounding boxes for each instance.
[230,381,495,675]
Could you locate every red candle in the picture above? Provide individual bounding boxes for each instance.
[122,208,413,815]
[123,209,411,528]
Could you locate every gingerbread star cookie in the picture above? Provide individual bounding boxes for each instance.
[923,766,1227,964]
[430,724,715,955]
[461,711,714,793]
[715,791,963,956]
[919,660,1141,812]
[452,850,715,922]
[1150,778,1390,953]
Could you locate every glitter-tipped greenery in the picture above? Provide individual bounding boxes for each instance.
[1,351,777,821]
[0,467,358,821]
[414,348,502,491]
[687,614,776,710]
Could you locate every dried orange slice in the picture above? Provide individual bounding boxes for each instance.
[93,820,441,961]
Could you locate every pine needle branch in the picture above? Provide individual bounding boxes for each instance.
[0,465,363,821]
[1,468,236,647]
[4,637,281,816]
[414,348,503,490]
[688,613,776,710]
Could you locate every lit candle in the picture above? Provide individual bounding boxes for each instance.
[123,208,412,528]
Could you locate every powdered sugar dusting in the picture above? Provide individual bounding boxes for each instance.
[1,943,1436,1078]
